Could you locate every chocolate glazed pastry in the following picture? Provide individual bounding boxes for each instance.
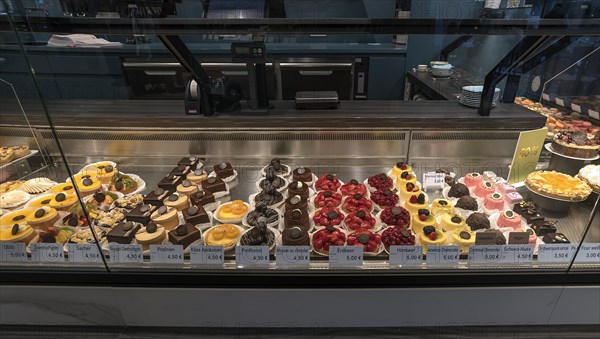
[265,157,289,176]
[287,181,310,200]
[456,196,478,211]
[255,184,283,206]
[260,169,286,190]
[246,202,279,226]
[240,217,275,247]
[466,212,490,231]
[448,183,470,198]
[293,167,313,182]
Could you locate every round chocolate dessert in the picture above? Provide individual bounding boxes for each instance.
[293,167,313,183]
[448,183,470,198]
[246,202,279,226]
[466,212,490,231]
[259,170,286,190]
[254,185,284,206]
[240,218,275,247]
[285,195,308,212]
[284,208,310,230]
[455,196,478,211]
[282,226,310,246]
[551,129,600,158]
[287,180,310,199]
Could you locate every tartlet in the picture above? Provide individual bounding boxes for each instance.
[525,170,592,201]
[204,224,241,248]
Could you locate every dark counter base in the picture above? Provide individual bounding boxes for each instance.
[1,100,545,130]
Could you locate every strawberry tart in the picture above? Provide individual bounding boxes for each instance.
[313,207,344,228]
[312,226,346,255]
[339,179,368,197]
[341,193,373,213]
[313,190,343,208]
[347,229,382,254]
[344,210,377,231]
[314,174,342,191]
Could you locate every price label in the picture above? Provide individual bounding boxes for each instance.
[109,244,143,264]
[589,109,600,121]
[389,246,423,266]
[276,246,310,267]
[537,244,577,263]
[574,243,600,264]
[502,245,534,264]
[0,243,27,263]
[235,246,269,267]
[422,172,445,191]
[329,246,363,267]
[426,245,459,266]
[555,98,564,106]
[572,104,581,113]
[469,245,503,264]
[542,93,550,101]
[150,245,184,264]
[68,244,103,263]
[190,246,224,265]
[30,243,64,263]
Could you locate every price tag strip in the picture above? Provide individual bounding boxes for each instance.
[0,243,27,263]
[389,245,423,267]
[537,244,577,263]
[329,246,363,268]
[235,246,270,267]
[190,245,224,265]
[469,245,503,265]
[426,245,460,266]
[276,246,310,268]
[30,243,64,263]
[574,243,600,264]
[502,245,534,264]
[109,244,143,264]
[67,244,103,263]
[150,245,184,264]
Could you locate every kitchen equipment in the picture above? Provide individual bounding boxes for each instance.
[295,91,340,110]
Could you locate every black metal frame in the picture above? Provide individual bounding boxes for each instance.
[439,36,473,61]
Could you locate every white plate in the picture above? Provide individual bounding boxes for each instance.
[213,201,251,224]
[242,208,283,229]
[203,224,245,252]
[236,227,280,251]
[0,190,31,209]
[208,169,238,183]
[248,192,285,210]
[126,173,146,196]
[255,176,289,193]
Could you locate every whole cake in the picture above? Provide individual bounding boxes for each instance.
[578,164,600,193]
[551,130,599,158]
[525,170,592,201]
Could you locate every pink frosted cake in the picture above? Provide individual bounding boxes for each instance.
[474,180,495,198]
[484,192,504,212]
[495,182,516,195]
[497,209,522,230]
[464,173,483,188]
[505,191,523,205]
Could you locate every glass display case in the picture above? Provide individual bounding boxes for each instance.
[1,0,599,329]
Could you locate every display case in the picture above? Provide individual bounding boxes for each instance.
[1,0,599,329]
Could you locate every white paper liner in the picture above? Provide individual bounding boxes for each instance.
[309,193,343,210]
[213,201,251,224]
[242,207,283,229]
[126,173,146,196]
[202,201,220,213]
[202,224,245,252]
[248,192,285,210]
[371,197,400,213]
[190,211,214,232]
[309,209,346,230]
[64,226,109,253]
[260,164,292,178]
[312,178,344,193]
[342,212,382,233]
[310,227,349,257]
[255,176,289,193]
[236,227,280,251]
[208,169,238,183]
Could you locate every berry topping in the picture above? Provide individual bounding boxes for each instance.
[409,195,418,204]
[423,226,435,235]
[382,227,416,249]
[416,194,426,204]
[396,162,408,170]
[419,214,427,221]
[418,209,430,216]
[401,171,409,179]
[406,183,415,192]
[428,232,438,241]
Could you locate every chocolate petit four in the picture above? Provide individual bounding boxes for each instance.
[475,230,506,245]
[246,202,279,227]
[531,220,558,236]
[163,192,190,211]
[293,167,313,183]
[168,223,201,249]
[284,208,310,230]
[201,177,227,195]
[182,205,210,226]
[190,189,216,208]
[448,183,470,198]
[542,232,570,244]
[106,221,141,245]
[125,204,157,225]
[169,164,192,177]
[465,212,490,231]
[282,226,310,246]
[513,201,545,227]
[214,162,234,179]
[240,217,275,247]
[285,195,308,212]
[264,158,289,176]
[259,170,286,190]
[177,156,202,170]
[254,185,284,206]
[287,180,310,199]
[456,196,478,211]
[508,232,529,245]
[158,174,183,191]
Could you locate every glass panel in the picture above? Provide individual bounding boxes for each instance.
[0,7,108,271]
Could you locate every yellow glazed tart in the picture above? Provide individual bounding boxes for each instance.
[94,164,118,185]
[431,198,454,216]
[26,207,60,231]
[410,209,436,235]
[403,193,429,215]
[439,213,467,232]
[49,192,79,211]
[72,175,102,197]
[525,170,592,201]
[449,229,476,252]
[135,223,166,251]
[399,181,422,202]
[395,170,417,189]
[163,192,191,211]
[419,227,447,253]
[217,200,248,221]
[204,224,241,248]
[0,224,36,244]
[391,162,412,178]
[150,206,179,231]
[51,182,76,194]
[27,195,54,209]
[0,209,33,228]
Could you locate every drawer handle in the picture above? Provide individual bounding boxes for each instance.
[144,70,176,76]
[299,71,333,76]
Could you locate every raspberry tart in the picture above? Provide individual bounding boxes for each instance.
[379,206,410,228]
[312,207,344,228]
[381,227,416,251]
[313,190,343,208]
[343,210,377,231]
[312,226,346,255]
[411,208,436,235]
[367,173,394,192]
[341,193,373,213]
[340,179,368,197]
[314,174,342,191]
[347,229,382,254]
[370,189,399,210]
[419,226,447,253]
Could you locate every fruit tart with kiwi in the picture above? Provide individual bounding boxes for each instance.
[314,173,342,191]
[339,179,368,197]
[313,207,344,227]
[109,173,138,195]
[38,226,75,244]
[341,193,373,213]
[347,229,382,254]
[313,190,343,208]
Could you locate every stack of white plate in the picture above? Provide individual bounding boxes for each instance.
[459,85,500,108]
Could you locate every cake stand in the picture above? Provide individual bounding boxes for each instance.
[544,143,600,176]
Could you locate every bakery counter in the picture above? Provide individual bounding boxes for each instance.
[0,100,546,130]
